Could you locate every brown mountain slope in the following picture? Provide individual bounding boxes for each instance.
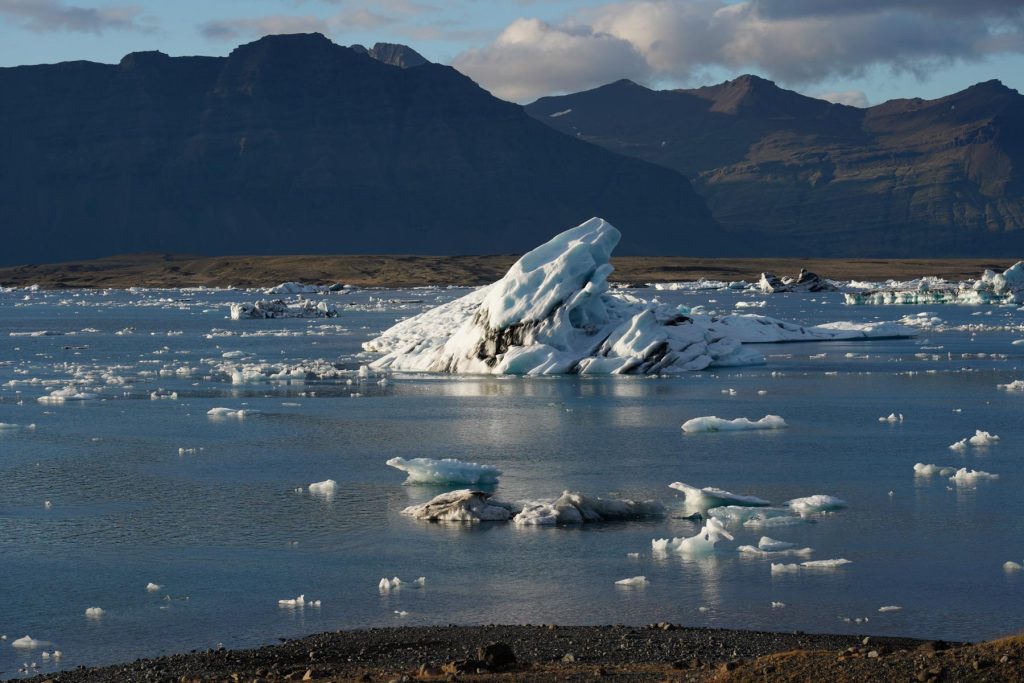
[527,76,1024,257]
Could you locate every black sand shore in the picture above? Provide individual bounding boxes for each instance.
[0,254,1014,289]
[11,624,1023,682]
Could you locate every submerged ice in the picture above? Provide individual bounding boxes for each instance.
[364,218,912,375]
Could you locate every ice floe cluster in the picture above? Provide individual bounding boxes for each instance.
[364,218,913,375]
[230,298,338,320]
[844,261,1024,306]
[758,270,838,294]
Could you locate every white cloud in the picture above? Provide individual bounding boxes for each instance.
[0,0,151,34]
[453,0,1024,102]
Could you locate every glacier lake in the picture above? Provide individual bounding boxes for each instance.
[1,285,1022,676]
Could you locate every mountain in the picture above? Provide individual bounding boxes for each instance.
[0,34,721,266]
[527,76,1024,256]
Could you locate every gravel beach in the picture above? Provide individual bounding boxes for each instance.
[11,624,1024,682]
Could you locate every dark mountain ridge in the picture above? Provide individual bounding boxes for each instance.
[528,76,1024,256]
[0,33,721,265]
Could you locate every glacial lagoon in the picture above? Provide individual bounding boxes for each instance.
[1,284,1022,676]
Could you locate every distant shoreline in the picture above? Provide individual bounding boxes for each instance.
[13,624,1024,683]
[0,253,1012,290]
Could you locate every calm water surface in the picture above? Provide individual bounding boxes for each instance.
[1,286,1022,676]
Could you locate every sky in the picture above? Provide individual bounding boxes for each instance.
[1,0,1023,106]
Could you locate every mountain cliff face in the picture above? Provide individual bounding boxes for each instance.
[527,76,1024,256]
[0,34,721,265]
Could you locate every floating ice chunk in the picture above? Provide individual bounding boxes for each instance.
[668,482,770,511]
[878,606,903,612]
[0,422,35,430]
[385,457,502,486]
[738,545,813,558]
[879,413,904,423]
[745,514,805,528]
[266,282,323,296]
[681,415,787,433]
[801,559,852,569]
[712,505,798,528]
[84,607,105,619]
[513,491,664,525]
[378,576,424,592]
[627,552,640,559]
[758,537,796,551]
[949,439,968,452]
[37,385,99,404]
[998,380,1024,392]
[146,582,162,592]
[278,595,305,607]
[206,407,259,418]
[12,636,44,649]
[771,601,786,608]
[949,468,999,486]
[615,576,649,587]
[230,298,337,320]
[653,518,734,556]
[913,463,956,477]
[772,559,851,573]
[1004,561,1023,572]
[43,500,52,509]
[308,479,337,497]
[401,489,513,522]
[968,430,1000,446]
[786,495,847,515]
[394,610,409,617]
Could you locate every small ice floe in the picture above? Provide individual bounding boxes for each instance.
[627,552,640,559]
[914,463,956,477]
[738,544,813,558]
[37,385,99,404]
[709,506,803,528]
[653,518,734,556]
[278,594,305,607]
[150,390,178,400]
[771,559,851,573]
[146,582,162,592]
[771,601,786,608]
[949,468,999,486]
[401,490,514,522]
[206,407,259,418]
[968,430,1000,446]
[879,413,904,423]
[949,438,969,452]
[668,482,770,511]
[840,616,870,624]
[394,610,409,617]
[0,422,36,431]
[615,576,649,587]
[84,607,105,619]
[378,576,425,592]
[177,447,200,455]
[998,380,1024,392]
[12,635,44,649]
[681,415,787,433]
[385,457,502,486]
[513,491,664,525]
[878,605,903,612]
[786,495,847,516]
[43,500,52,509]
[758,537,795,551]
[308,479,337,497]
[1004,561,1022,572]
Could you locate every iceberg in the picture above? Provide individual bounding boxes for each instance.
[308,479,337,496]
[949,468,999,486]
[668,482,771,511]
[681,415,787,433]
[653,518,734,556]
[386,457,502,486]
[844,261,1024,306]
[512,491,664,525]
[363,218,914,375]
[786,495,847,515]
[758,270,838,294]
[84,607,105,619]
[230,298,337,320]
[400,489,514,522]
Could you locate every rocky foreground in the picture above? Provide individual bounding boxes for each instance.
[17,625,1024,683]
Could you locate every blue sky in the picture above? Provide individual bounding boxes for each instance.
[1,0,1022,106]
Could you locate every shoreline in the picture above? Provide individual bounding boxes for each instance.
[0,254,1014,290]
[12,624,1023,682]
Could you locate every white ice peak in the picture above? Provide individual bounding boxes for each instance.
[364,218,913,375]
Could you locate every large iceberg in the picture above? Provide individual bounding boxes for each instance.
[230,298,337,320]
[364,218,914,375]
[758,270,838,294]
[844,261,1024,306]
